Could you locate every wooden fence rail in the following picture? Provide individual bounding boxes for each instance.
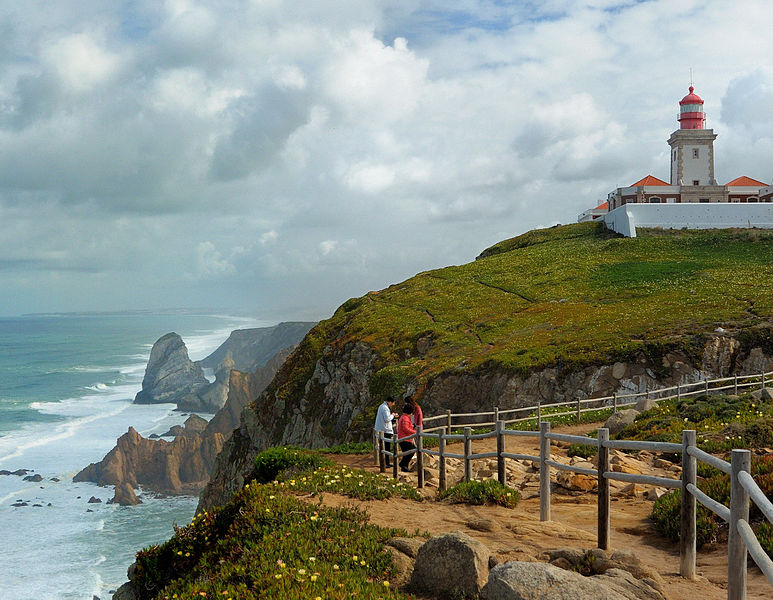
[373,370,773,600]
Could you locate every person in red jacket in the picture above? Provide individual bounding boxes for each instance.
[407,396,422,428]
[396,403,416,472]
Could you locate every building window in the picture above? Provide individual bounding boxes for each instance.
[673,150,677,160]
[748,197,759,203]
[650,197,661,203]
[693,180,700,186]
[693,148,699,158]
[699,198,709,203]
[732,198,740,203]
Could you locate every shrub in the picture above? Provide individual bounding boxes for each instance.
[134,484,414,600]
[650,489,719,548]
[276,464,422,501]
[568,444,596,459]
[318,441,373,454]
[438,480,519,508]
[252,447,333,484]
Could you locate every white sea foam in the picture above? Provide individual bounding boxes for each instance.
[0,312,274,599]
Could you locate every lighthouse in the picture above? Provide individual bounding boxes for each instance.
[668,86,717,187]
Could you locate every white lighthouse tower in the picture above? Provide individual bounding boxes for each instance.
[667,86,718,189]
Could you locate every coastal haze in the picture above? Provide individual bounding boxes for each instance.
[2,2,773,318]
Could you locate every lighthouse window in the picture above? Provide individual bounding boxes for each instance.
[692,149,699,158]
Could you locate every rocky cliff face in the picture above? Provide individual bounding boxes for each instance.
[134,332,211,408]
[199,329,773,511]
[199,322,316,373]
[75,426,225,495]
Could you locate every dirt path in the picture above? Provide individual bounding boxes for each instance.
[325,422,770,600]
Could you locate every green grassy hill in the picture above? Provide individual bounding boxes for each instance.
[294,223,773,393]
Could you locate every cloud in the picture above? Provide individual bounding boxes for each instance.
[2,1,773,316]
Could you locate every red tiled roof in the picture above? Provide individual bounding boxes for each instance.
[726,176,767,187]
[630,175,670,186]
[595,201,609,210]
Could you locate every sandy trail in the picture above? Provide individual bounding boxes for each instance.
[322,422,770,600]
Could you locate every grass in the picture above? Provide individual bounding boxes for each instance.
[437,479,520,507]
[132,484,415,600]
[257,223,773,446]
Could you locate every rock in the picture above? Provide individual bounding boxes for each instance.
[617,483,644,498]
[751,387,773,401]
[387,537,425,559]
[133,333,211,408]
[51,477,60,482]
[87,496,103,503]
[634,397,656,413]
[481,561,667,600]
[604,409,639,436]
[11,502,28,507]
[198,322,315,373]
[385,546,414,588]
[11,469,29,476]
[0,470,10,475]
[23,474,43,482]
[161,425,185,437]
[112,581,140,600]
[149,433,160,439]
[612,362,627,379]
[555,471,596,492]
[466,518,499,532]
[410,531,490,598]
[108,482,142,506]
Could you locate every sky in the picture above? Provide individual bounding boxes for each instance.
[2,0,773,319]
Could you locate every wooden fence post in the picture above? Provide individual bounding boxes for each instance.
[464,427,472,482]
[438,433,447,492]
[378,432,385,473]
[597,427,610,550]
[576,397,581,423]
[734,374,739,395]
[704,378,709,396]
[446,410,452,435]
[677,382,681,402]
[540,421,551,522]
[393,441,399,480]
[373,429,378,465]
[728,449,751,600]
[762,371,766,390]
[494,406,499,424]
[613,393,618,413]
[537,399,541,424]
[416,426,424,489]
[680,430,697,580]
[496,420,506,486]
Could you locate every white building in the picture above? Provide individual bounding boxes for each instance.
[578,86,773,235]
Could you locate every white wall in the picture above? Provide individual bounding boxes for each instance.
[603,204,773,237]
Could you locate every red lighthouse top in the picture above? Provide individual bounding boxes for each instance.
[678,86,705,129]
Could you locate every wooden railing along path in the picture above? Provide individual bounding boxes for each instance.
[373,369,773,600]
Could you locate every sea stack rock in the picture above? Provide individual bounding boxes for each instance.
[134,333,209,407]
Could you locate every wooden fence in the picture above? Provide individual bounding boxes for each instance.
[372,368,773,600]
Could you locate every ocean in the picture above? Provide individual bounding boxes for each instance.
[0,312,273,600]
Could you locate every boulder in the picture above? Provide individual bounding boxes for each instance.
[604,409,639,436]
[108,482,141,506]
[751,387,773,401]
[87,496,102,504]
[387,537,425,559]
[112,581,140,600]
[634,397,657,413]
[385,546,414,588]
[23,474,43,482]
[555,471,596,492]
[133,333,210,407]
[410,531,490,598]
[481,561,667,600]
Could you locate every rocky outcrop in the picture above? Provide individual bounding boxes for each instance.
[604,409,640,436]
[108,482,142,506]
[133,333,210,408]
[74,427,225,495]
[199,329,773,512]
[162,414,208,438]
[199,322,315,373]
[409,531,490,598]
[482,561,668,600]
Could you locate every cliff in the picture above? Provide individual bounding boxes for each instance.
[133,332,212,409]
[198,224,773,510]
[198,322,316,373]
[77,345,298,498]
